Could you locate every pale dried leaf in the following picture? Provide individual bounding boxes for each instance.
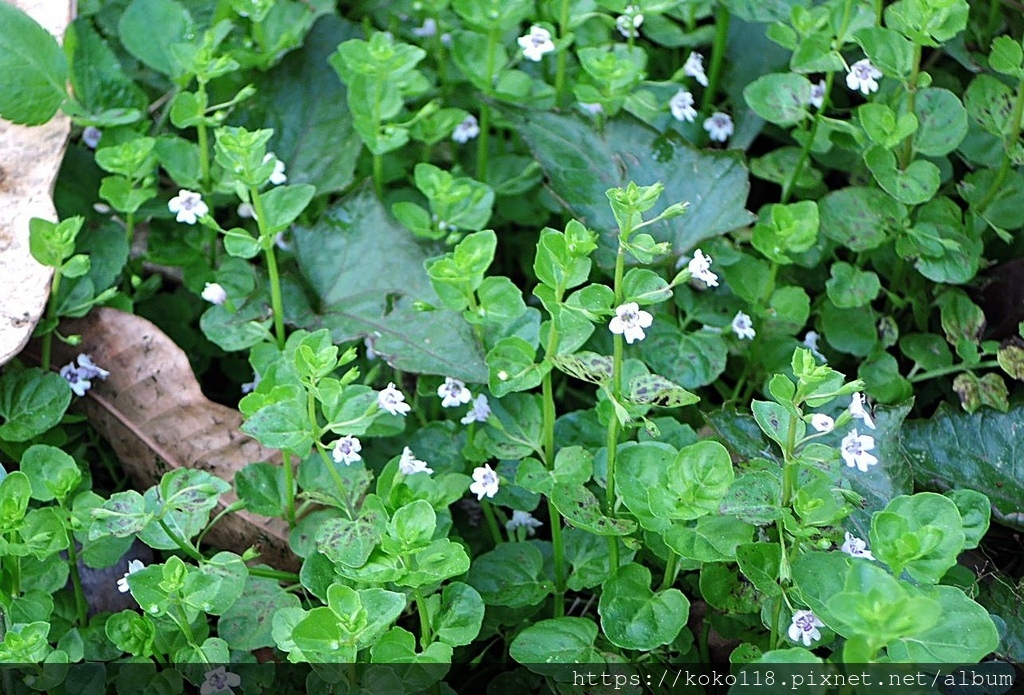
[50,308,298,571]
[0,0,71,366]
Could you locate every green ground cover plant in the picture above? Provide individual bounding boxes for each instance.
[0,0,1023,691]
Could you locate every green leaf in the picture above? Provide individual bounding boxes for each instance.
[508,618,601,674]
[825,262,881,308]
[853,27,914,78]
[638,324,728,389]
[864,146,940,206]
[0,2,67,125]
[913,88,968,156]
[887,585,998,662]
[720,470,783,525]
[240,395,313,453]
[89,490,149,538]
[117,0,195,79]
[218,576,301,651]
[664,515,755,562]
[430,582,484,648]
[818,186,906,252]
[293,188,486,382]
[232,462,286,515]
[66,19,147,122]
[989,36,1024,78]
[21,445,81,503]
[517,111,753,267]
[743,73,811,127]
[550,483,637,537]
[0,368,72,442]
[900,403,1024,531]
[261,184,316,233]
[870,493,965,584]
[598,563,689,651]
[0,472,31,530]
[625,374,699,409]
[467,542,553,608]
[964,74,1019,138]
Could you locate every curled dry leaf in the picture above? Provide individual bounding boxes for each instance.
[0,0,71,367]
[49,307,298,571]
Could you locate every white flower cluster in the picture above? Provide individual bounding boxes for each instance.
[60,353,110,397]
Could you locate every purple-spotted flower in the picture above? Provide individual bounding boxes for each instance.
[438,377,473,408]
[841,429,878,472]
[609,302,653,344]
[168,189,208,224]
[332,436,362,465]
[470,463,499,500]
[788,610,824,646]
[378,382,411,416]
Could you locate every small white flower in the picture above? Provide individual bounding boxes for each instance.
[608,302,653,344]
[332,435,362,465]
[117,559,145,594]
[241,373,261,394]
[412,17,437,38]
[841,429,878,473]
[669,89,698,123]
[398,446,433,475]
[470,463,500,500]
[378,382,411,416]
[76,354,110,381]
[168,189,209,225]
[201,666,241,695]
[461,394,491,425]
[810,413,835,433]
[497,370,509,381]
[579,102,604,116]
[846,58,882,96]
[518,25,556,62]
[615,6,643,38]
[82,126,102,149]
[802,330,826,361]
[683,51,709,87]
[788,609,824,647]
[264,153,287,185]
[703,112,734,143]
[237,202,256,219]
[840,531,875,561]
[684,248,719,287]
[731,311,756,340]
[201,282,228,305]
[849,392,876,429]
[506,510,543,535]
[93,202,112,214]
[809,79,826,109]
[452,114,480,144]
[438,377,473,408]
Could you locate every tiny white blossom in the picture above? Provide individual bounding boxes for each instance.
[61,362,91,397]
[669,89,698,123]
[461,394,491,425]
[840,531,875,561]
[274,231,292,251]
[731,311,756,340]
[810,413,835,433]
[264,153,287,185]
[93,202,112,214]
[846,58,882,96]
[608,302,653,344]
[470,463,500,500]
[497,370,509,381]
[168,189,209,225]
[412,17,437,38]
[237,202,256,219]
[378,382,411,416]
[452,114,480,144]
[398,446,433,475]
[438,377,473,408]
[684,248,719,287]
[803,330,826,361]
[76,354,110,381]
[241,373,261,394]
[683,51,709,87]
[615,6,644,38]
[703,112,734,143]
[201,282,228,305]
[117,559,145,594]
[518,25,555,62]
[506,510,543,535]
[201,666,241,695]
[841,429,878,473]
[82,126,102,149]
[809,79,826,109]
[332,435,362,465]
[849,392,876,429]
[788,610,824,646]
[579,102,604,116]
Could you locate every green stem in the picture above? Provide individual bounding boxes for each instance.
[977,78,1024,212]
[542,371,566,618]
[316,444,353,520]
[65,528,88,626]
[248,566,301,583]
[781,71,834,203]
[282,450,297,526]
[476,26,499,181]
[197,500,246,549]
[157,518,204,562]
[554,0,571,107]
[373,154,384,199]
[125,212,136,253]
[414,589,433,649]
[701,5,730,112]
[898,44,922,170]
[480,499,504,547]
[197,83,211,191]
[908,359,1000,383]
[39,271,61,371]
[604,243,627,571]
[659,550,678,592]
[249,187,286,350]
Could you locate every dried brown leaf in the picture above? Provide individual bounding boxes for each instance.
[50,307,298,571]
[0,0,71,366]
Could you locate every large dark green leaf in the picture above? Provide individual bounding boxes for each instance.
[293,188,486,382]
[236,15,361,195]
[515,111,754,266]
[900,403,1024,531]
